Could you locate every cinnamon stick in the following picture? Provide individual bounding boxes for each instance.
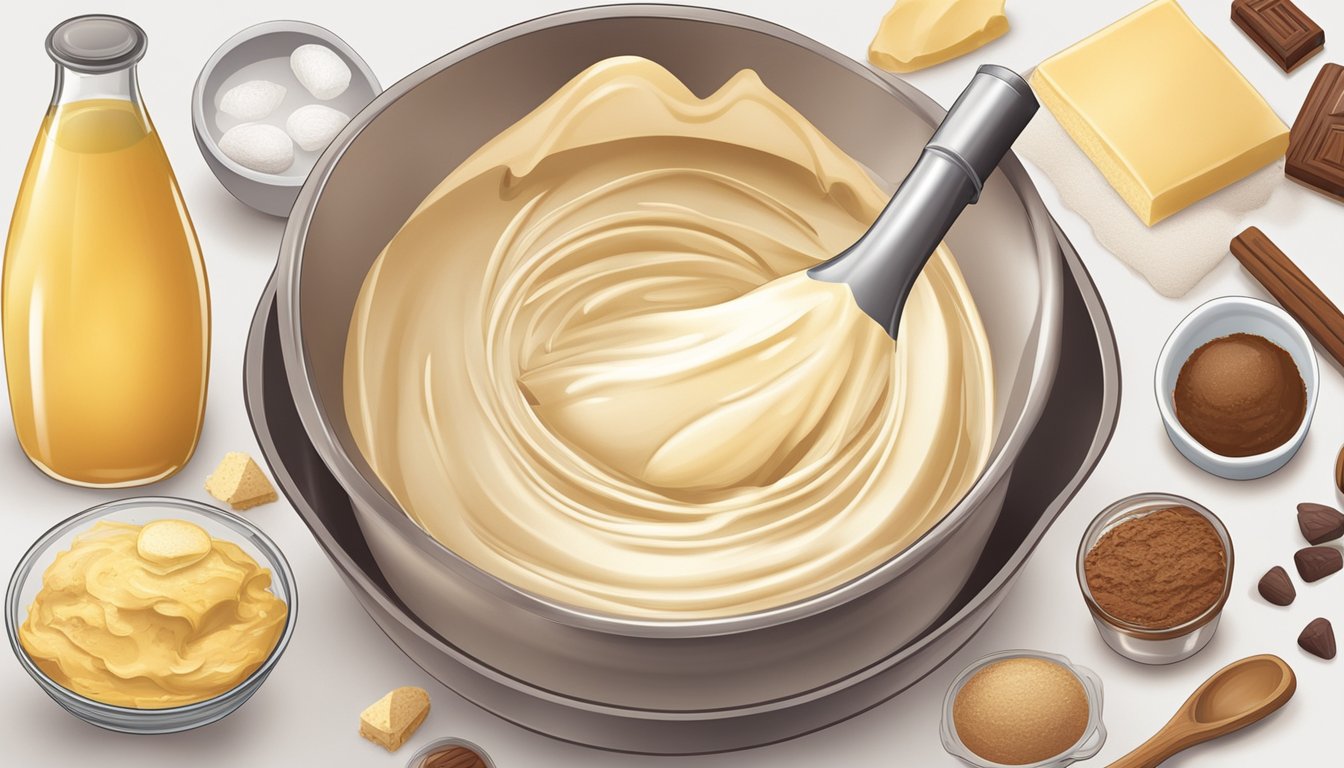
[1230,227,1344,369]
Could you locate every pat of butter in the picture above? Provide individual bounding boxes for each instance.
[869,0,1008,73]
[136,519,212,568]
[1030,0,1288,226]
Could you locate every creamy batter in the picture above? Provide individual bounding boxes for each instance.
[344,57,994,619]
[20,520,287,708]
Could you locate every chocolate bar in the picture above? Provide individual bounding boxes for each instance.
[1230,227,1344,369]
[1232,0,1324,72]
[1286,64,1344,202]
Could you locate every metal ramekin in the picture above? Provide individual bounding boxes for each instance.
[406,737,497,768]
[273,4,1064,715]
[941,650,1106,768]
[192,20,382,216]
[1077,493,1234,665]
[5,497,297,733]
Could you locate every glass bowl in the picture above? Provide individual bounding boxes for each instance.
[940,649,1106,768]
[1077,493,1233,665]
[5,496,298,733]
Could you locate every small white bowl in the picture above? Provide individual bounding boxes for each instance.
[1154,296,1319,480]
[192,20,380,216]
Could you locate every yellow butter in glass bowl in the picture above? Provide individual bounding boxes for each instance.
[18,519,288,708]
[344,56,994,620]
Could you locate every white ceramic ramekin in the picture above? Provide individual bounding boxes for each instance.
[1154,296,1319,480]
[5,497,297,734]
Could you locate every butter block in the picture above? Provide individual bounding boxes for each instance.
[869,0,1008,73]
[1030,0,1288,226]
[359,686,430,752]
[205,451,278,510]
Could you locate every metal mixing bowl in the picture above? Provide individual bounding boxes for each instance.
[245,219,1117,753]
[274,5,1063,716]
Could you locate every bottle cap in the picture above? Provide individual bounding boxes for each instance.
[46,15,147,74]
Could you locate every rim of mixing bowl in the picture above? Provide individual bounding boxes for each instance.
[276,3,1064,638]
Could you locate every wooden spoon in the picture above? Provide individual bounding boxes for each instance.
[1107,655,1295,768]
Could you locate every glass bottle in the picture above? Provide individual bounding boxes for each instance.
[2,16,210,487]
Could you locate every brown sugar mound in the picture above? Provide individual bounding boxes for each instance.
[953,657,1090,765]
[1084,506,1226,628]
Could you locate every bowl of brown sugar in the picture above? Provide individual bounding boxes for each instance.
[1155,297,1317,480]
[1077,493,1233,665]
[940,650,1106,767]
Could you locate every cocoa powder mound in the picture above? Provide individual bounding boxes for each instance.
[1084,506,1227,628]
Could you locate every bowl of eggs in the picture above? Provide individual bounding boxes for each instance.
[192,20,381,216]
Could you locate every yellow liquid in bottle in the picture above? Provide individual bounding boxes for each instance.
[3,99,210,487]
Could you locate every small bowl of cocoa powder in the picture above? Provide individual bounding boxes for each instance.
[1154,296,1318,480]
[1077,493,1233,665]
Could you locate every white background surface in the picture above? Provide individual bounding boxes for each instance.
[1,0,1340,765]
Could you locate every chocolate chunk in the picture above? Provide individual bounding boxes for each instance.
[1298,617,1336,660]
[1298,503,1344,544]
[1336,443,1344,495]
[1286,64,1344,203]
[1231,0,1325,72]
[1252,564,1295,607]
[1257,566,1296,605]
[1294,545,1343,582]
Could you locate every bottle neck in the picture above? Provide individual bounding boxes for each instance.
[51,62,141,108]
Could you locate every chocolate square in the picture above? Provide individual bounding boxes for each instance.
[1287,64,1344,202]
[1232,0,1325,72]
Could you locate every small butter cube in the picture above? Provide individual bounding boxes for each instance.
[359,686,430,752]
[1031,0,1288,226]
[869,0,1009,73]
[205,452,278,510]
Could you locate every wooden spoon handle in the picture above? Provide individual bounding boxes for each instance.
[1106,728,1199,768]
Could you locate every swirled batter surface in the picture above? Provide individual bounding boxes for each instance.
[19,520,287,707]
[344,57,994,619]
